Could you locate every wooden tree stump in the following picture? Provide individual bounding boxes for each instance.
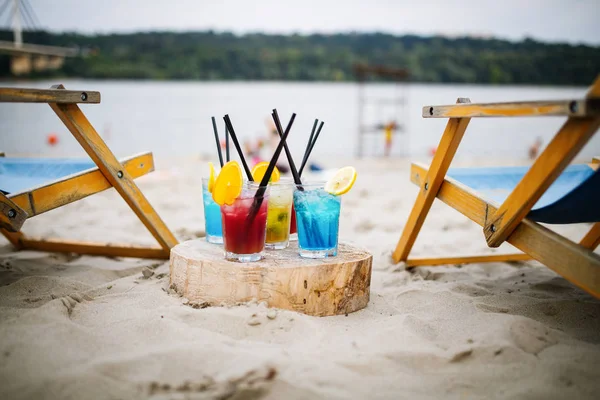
[169,239,373,317]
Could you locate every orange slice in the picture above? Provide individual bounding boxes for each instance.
[251,161,280,183]
[207,162,216,193]
[211,161,243,205]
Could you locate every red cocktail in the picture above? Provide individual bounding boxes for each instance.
[221,184,270,262]
[289,203,298,240]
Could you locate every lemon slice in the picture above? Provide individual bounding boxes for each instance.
[207,162,216,193]
[212,161,243,206]
[251,161,280,183]
[324,166,357,195]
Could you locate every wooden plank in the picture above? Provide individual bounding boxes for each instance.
[484,77,600,247]
[406,253,532,267]
[48,85,178,252]
[8,153,154,217]
[392,98,472,262]
[411,163,600,298]
[423,98,600,118]
[0,228,24,248]
[0,88,100,104]
[20,237,169,259]
[0,193,27,232]
[580,222,600,250]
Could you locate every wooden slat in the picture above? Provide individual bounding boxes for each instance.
[0,88,100,104]
[580,223,600,250]
[48,85,178,252]
[392,98,472,262]
[423,98,600,118]
[8,153,154,217]
[19,237,169,259]
[0,193,27,232]
[484,77,600,248]
[411,163,600,298]
[406,253,531,267]
[0,227,24,248]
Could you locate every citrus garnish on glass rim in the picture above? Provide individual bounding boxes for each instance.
[251,161,280,183]
[211,161,243,206]
[324,166,357,195]
[207,162,217,193]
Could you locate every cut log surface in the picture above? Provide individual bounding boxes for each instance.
[169,239,373,317]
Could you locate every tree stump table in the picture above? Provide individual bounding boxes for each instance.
[169,239,373,317]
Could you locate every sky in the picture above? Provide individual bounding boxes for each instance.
[5,0,600,45]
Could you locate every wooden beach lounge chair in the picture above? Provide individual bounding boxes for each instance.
[393,76,600,298]
[0,85,178,259]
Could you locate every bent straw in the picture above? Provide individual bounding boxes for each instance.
[211,116,224,167]
[298,120,325,177]
[223,114,253,181]
[225,123,230,162]
[248,113,296,220]
[271,109,301,185]
[300,119,318,177]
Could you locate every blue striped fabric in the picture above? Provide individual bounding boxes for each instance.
[447,164,600,224]
[0,158,96,194]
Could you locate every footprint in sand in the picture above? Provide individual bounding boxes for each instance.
[355,220,376,233]
[509,318,558,355]
[451,283,493,297]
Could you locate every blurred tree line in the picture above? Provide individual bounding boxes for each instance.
[0,30,598,84]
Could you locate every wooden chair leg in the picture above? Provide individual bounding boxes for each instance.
[48,84,178,252]
[484,77,600,247]
[392,98,472,262]
[580,222,600,250]
[406,253,531,267]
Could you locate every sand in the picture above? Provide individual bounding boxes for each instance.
[1,157,599,400]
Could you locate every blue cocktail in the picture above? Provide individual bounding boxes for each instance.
[202,178,223,244]
[293,183,341,258]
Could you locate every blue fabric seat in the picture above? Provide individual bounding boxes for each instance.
[0,158,96,194]
[447,164,600,224]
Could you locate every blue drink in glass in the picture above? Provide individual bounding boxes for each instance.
[293,183,341,258]
[202,178,223,244]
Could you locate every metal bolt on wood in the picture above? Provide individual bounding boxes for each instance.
[569,101,578,114]
[117,171,123,178]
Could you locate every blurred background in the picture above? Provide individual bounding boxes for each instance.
[0,0,599,163]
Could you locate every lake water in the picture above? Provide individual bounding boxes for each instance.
[1,80,598,163]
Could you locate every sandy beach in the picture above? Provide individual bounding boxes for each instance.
[1,156,599,400]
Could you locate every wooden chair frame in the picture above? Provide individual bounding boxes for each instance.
[0,85,178,259]
[393,76,600,298]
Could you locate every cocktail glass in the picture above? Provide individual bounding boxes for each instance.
[265,181,294,249]
[202,177,223,244]
[293,182,341,258]
[221,183,270,262]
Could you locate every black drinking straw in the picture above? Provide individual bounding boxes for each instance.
[248,113,296,220]
[271,109,302,186]
[225,124,230,162]
[211,116,224,168]
[298,120,324,177]
[223,114,253,181]
[299,119,318,176]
